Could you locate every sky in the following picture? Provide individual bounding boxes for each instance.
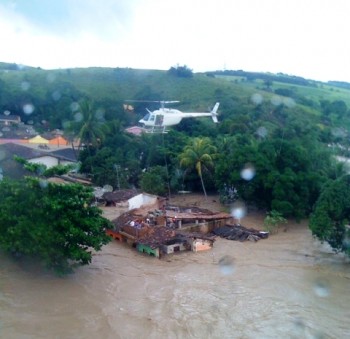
[1,0,350,82]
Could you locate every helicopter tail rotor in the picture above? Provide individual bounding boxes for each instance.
[211,102,220,123]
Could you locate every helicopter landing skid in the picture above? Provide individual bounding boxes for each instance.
[144,126,169,134]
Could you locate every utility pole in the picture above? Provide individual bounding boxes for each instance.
[114,164,121,190]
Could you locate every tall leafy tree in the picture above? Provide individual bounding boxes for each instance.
[73,100,107,151]
[179,137,217,197]
[309,175,350,256]
[0,178,111,274]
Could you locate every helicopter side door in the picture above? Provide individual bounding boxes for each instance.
[155,114,164,126]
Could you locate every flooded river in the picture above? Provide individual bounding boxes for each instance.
[1,209,350,338]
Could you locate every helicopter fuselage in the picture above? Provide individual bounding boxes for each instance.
[139,108,214,127]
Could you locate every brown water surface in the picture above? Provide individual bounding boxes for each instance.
[1,196,349,338]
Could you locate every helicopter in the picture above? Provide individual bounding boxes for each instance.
[136,101,220,133]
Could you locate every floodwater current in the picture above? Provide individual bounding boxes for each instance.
[1,210,350,339]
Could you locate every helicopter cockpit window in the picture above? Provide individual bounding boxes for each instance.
[149,115,155,121]
[142,113,150,121]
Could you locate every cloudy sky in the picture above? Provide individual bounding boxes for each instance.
[1,0,349,82]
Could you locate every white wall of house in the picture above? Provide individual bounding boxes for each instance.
[128,193,158,210]
[29,156,59,168]
[28,157,75,169]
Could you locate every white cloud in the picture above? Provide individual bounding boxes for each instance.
[0,0,350,81]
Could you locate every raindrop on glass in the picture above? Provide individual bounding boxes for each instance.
[21,81,30,91]
[103,184,113,192]
[39,179,48,189]
[74,112,83,122]
[271,95,282,106]
[256,126,268,138]
[342,227,350,250]
[218,255,235,276]
[313,279,330,298]
[283,97,295,108]
[52,90,61,101]
[240,163,256,181]
[70,102,79,112]
[331,127,347,138]
[251,93,263,105]
[62,120,71,129]
[95,108,105,121]
[23,104,35,115]
[47,73,56,83]
[231,201,247,221]
[0,150,5,161]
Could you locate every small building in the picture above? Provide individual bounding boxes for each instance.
[28,135,50,144]
[0,114,21,126]
[125,126,145,136]
[48,135,69,147]
[0,143,78,179]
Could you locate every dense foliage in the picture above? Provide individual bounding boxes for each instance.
[0,178,111,274]
[2,64,350,254]
[309,175,350,257]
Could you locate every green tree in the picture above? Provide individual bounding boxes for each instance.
[0,178,111,274]
[263,210,287,234]
[73,100,107,151]
[179,137,217,197]
[309,175,350,256]
[140,166,168,196]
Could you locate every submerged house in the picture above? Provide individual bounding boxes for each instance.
[107,201,230,258]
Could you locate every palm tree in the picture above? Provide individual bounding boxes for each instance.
[76,100,106,151]
[179,137,217,197]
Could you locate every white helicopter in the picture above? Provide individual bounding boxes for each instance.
[136,101,220,133]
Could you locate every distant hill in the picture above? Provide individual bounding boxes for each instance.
[1,62,350,142]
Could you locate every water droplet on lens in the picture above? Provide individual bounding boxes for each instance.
[21,81,30,91]
[271,95,282,106]
[231,201,247,221]
[218,255,235,275]
[39,180,48,189]
[342,229,350,250]
[52,90,61,101]
[256,126,268,138]
[283,97,295,107]
[74,112,83,122]
[331,127,347,138]
[70,102,79,112]
[23,104,35,115]
[251,93,263,105]
[240,163,255,181]
[47,73,56,83]
[95,108,105,120]
[313,280,330,298]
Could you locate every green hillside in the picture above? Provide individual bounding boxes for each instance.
[1,63,350,132]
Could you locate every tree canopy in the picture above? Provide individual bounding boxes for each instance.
[179,137,217,197]
[309,175,350,257]
[0,178,111,274]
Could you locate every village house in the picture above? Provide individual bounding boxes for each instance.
[0,114,21,126]
[104,191,232,258]
[0,142,78,179]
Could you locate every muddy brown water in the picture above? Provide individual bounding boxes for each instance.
[1,195,350,338]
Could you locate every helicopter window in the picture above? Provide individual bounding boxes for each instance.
[149,115,155,121]
[142,113,150,121]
